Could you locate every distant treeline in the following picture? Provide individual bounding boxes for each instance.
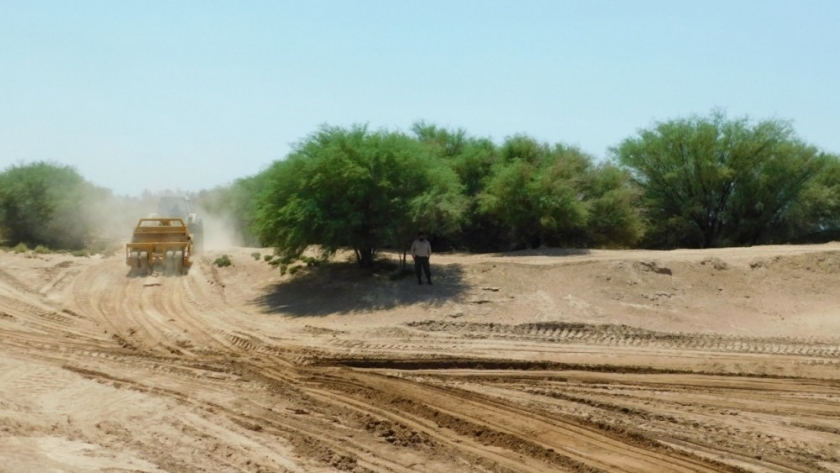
[195,111,840,267]
[0,164,179,251]
[3,111,840,265]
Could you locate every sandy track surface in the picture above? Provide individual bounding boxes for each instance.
[2,244,840,472]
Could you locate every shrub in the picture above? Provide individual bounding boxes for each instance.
[263,254,273,262]
[214,254,232,267]
[288,265,300,275]
[33,245,50,254]
[13,243,28,254]
[301,256,321,267]
[70,249,90,258]
[251,251,261,260]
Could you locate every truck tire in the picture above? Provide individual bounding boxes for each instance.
[165,250,175,275]
[139,251,149,275]
[129,251,140,275]
[174,250,184,274]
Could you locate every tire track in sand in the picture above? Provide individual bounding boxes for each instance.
[309,369,746,473]
[405,321,840,358]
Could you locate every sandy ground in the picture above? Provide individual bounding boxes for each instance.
[1,243,840,472]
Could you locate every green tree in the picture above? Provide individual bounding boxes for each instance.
[0,162,103,249]
[411,122,468,160]
[255,125,465,268]
[726,140,828,245]
[775,154,840,242]
[412,122,506,251]
[613,111,825,248]
[583,163,646,247]
[479,137,591,248]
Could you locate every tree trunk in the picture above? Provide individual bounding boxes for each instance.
[357,247,375,268]
[702,224,717,248]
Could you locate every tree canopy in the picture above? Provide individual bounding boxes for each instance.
[479,137,643,249]
[612,112,829,248]
[255,125,466,268]
[4,113,837,259]
[0,162,107,249]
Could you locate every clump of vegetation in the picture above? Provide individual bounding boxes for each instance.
[251,251,261,260]
[33,244,50,254]
[273,254,295,272]
[13,242,29,254]
[70,249,90,258]
[300,256,321,267]
[214,254,232,267]
[263,254,273,262]
[287,265,301,275]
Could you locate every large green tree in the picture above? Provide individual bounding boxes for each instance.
[255,125,465,268]
[613,112,826,248]
[0,162,105,249]
[412,122,508,251]
[478,136,643,249]
[775,154,840,242]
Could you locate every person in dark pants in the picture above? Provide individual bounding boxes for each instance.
[410,232,432,285]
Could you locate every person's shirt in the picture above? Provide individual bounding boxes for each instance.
[411,239,432,257]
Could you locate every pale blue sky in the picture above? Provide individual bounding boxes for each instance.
[1,1,838,195]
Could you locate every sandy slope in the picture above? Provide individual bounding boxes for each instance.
[1,244,839,472]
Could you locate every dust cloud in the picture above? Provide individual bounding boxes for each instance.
[85,192,155,246]
[199,210,245,250]
[86,190,251,251]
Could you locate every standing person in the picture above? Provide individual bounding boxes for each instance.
[411,232,432,285]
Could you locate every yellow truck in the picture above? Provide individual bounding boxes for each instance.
[126,218,193,275]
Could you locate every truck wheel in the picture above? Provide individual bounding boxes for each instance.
[129,251,140,275]
[165,250,175,275]
[174,251,184,274]
[139,251,149,275]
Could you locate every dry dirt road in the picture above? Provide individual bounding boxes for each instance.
[2,244,840,472]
